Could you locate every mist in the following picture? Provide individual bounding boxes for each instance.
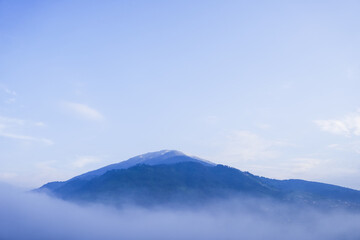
[1,183,360,240]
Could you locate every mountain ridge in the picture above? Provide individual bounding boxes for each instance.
[37,150,360,210]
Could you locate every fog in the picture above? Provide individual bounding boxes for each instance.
[1,183,360,240]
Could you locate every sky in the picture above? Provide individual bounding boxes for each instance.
[1,0,360,189]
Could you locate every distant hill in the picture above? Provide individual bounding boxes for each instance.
[37,150,360,209]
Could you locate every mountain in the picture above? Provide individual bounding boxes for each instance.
[37,150,360,209]
[39,150,215,194]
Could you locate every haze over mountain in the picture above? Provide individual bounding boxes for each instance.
[38,150,360,210]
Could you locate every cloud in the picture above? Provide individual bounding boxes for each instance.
[222,130,287,161]
[4,88,16,96]
[206,130,292,177]
[35,122,46,127]
[315,110,360,136]
[1,86,17,104]
[1,184,360,240]
[63,102,104,121]
[0,172,17,181]
[0,116,53,145]
[0,132,53,145]
[287,157,323,173]
[327,141,360,155]
[0,116,24,125]
[72,156,102,168]
[5,97,16,104]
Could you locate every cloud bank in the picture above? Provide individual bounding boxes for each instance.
[1,183,360,240]
[315,110,360,136]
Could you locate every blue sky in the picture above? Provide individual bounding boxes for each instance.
[1,0,360,189]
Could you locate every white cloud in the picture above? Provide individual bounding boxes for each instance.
[221,130,288,162]
[328,143,341,149]
[4,88,16,96]
[282,157,359,186]
[63,102,104,121]
[0,132,53,145]
[0,116,24,125]
[1,86,17,104]
[72,156,102,168]
[0,172,18,180]
[5,97,16,104]
[35,122,46,127]
[327,141,360,155]
[287,157,323,174]
[315,110,360,136]
[0,116,53,145]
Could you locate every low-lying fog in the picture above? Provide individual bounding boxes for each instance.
[1,183,360,240]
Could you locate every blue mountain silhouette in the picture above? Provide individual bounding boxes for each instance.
[37,150,360,209]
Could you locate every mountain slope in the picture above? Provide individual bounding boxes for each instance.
[42,163,281,206]
[37,150,360,209]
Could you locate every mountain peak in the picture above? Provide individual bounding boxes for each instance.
[136,150,185,160]
[73,150,215,181]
